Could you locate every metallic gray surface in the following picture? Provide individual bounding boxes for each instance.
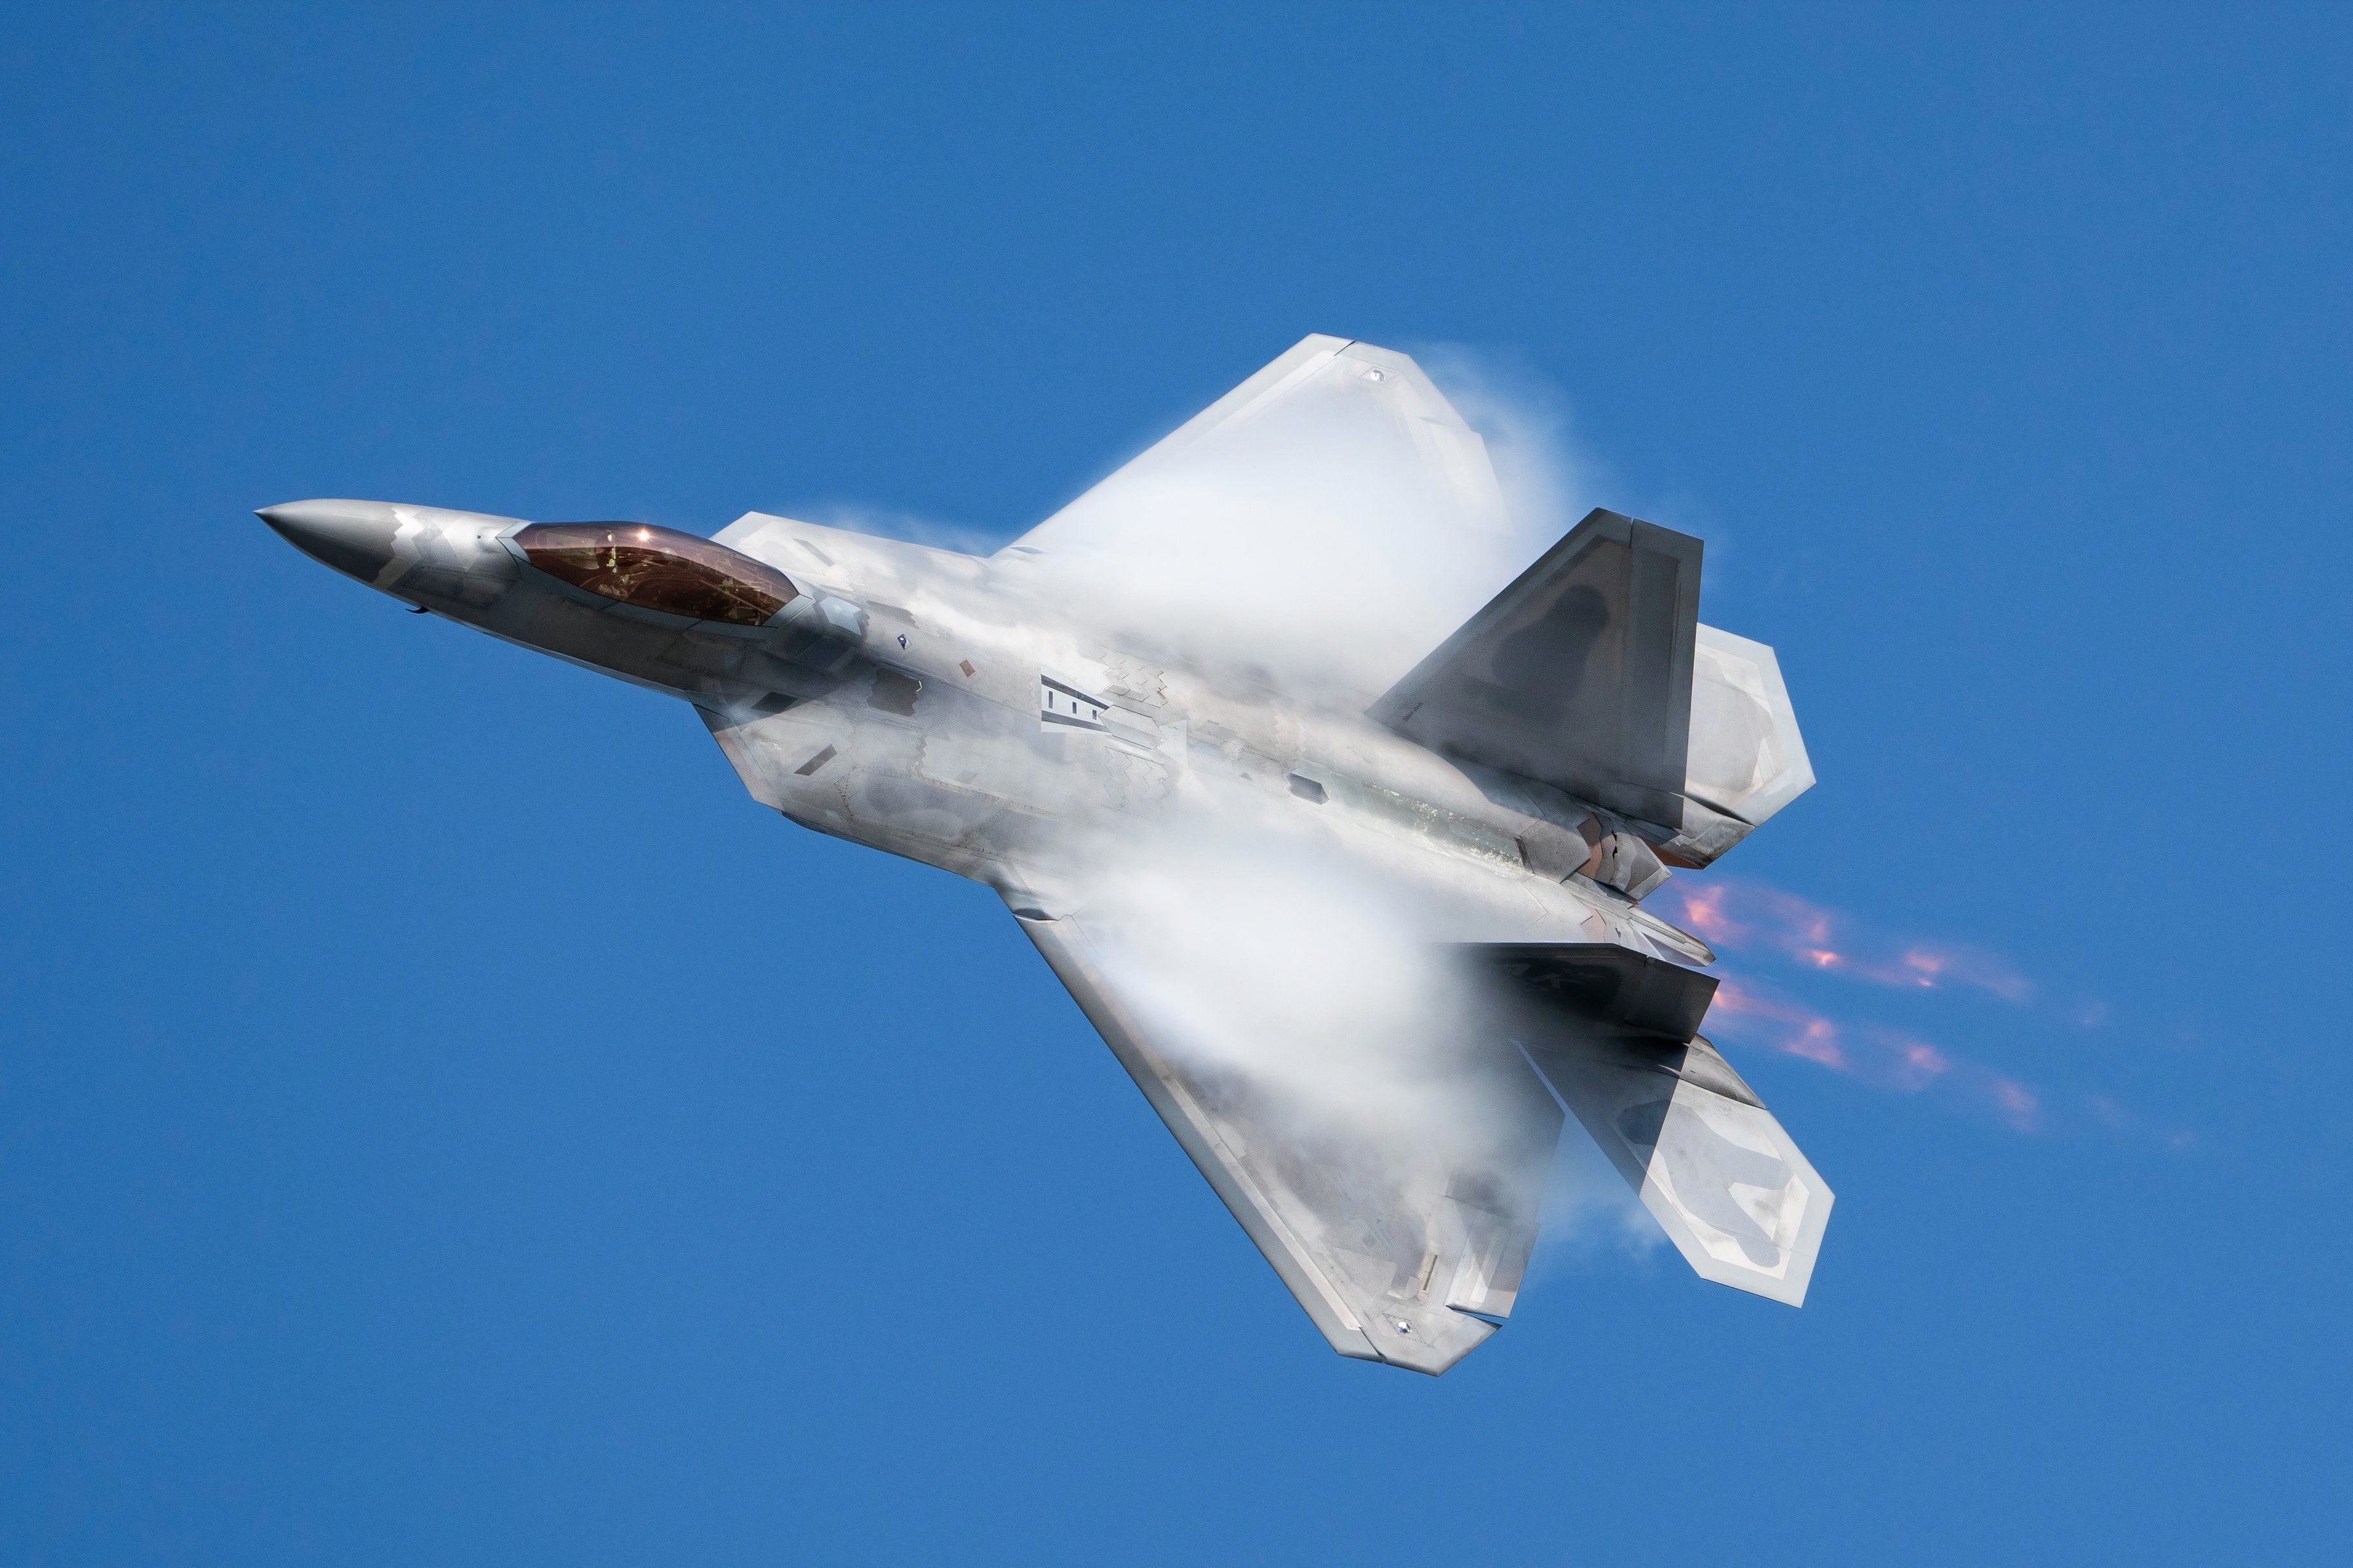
[1021,911,1565,1376]
[1372,508,1702,832]
[1521,1030,1832,1306]
[261,335,1831,1372]
[258,499,404,582]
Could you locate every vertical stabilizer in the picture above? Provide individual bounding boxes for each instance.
[1368,508,1702,829]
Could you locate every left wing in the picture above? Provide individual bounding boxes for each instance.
[1014,904,1564,1376]
[995,336,1528,699]
[1000,334,1506,563]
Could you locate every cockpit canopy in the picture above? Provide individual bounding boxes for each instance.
[515,522,799,627]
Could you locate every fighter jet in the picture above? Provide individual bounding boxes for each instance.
[261,335,1827,1374]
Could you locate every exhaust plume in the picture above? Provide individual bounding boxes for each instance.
[1674,879,2031,1002]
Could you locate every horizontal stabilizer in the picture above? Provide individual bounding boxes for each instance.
[1474,944,1833,1305]
[1687,625,1815,831]
[1370,508,1702,830]
[1465,942,1718,1040]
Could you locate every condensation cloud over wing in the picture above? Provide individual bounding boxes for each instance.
[997,336,1538,700]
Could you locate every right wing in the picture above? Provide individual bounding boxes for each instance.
[1014,905,1564,1376]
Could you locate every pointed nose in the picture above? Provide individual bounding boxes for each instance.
[257,499,401,581]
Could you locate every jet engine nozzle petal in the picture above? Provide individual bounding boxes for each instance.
[257,499,402,582]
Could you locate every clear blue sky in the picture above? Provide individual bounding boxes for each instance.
[4,5,2347,1562]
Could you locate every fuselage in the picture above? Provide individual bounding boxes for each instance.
[259,499,1708,963]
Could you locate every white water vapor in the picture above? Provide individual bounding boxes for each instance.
[732,344,1651,1271]
[825,343,1671,1258]
[1014,343,1595,705]
[1030,347,1646,1260]
[1080,803,1494,1147]
[785,501,1006,558]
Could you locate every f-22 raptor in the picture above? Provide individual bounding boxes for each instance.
[263,335,1828,1374]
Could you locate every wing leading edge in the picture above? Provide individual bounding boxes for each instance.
[998,334,1507,566]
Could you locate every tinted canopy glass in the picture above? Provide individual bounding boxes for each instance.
[516,523,799,626]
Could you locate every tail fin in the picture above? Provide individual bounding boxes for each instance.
[1369,508,1701,827]
[1368,508,1812,864]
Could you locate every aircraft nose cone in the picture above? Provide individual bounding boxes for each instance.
[257,498,401,582]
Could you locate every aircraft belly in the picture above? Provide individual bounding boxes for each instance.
[707,656,1705,967]
[705,676,1097,880]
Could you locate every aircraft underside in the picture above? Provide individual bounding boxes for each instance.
[261,333,1827,1374]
